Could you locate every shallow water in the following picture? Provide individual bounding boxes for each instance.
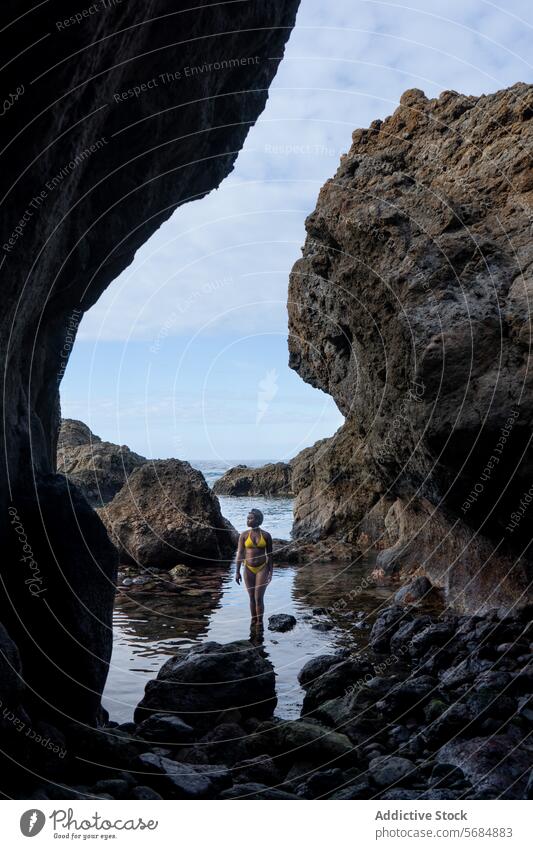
[103,555,396,724]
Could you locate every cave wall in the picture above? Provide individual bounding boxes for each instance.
[288,84,533,612]
[0,0,300,727]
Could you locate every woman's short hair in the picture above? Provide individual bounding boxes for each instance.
[249,507,264,524]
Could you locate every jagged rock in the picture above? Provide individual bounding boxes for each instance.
[369,755,417,787]
[136,753,230,799]
[436,731,532,798]
[0,0,299,733]
[394,576,434,605]
[220,783,299,800]
[134,641,277,726]
[134,714,195,745]
[268,614,297,632]
[99,460,237,568]
[213,462,293,496]
[287,83,533,612]
[57,419,146,505]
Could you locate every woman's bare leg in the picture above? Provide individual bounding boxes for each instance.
[254,571,268,621]
[243,567,258,621]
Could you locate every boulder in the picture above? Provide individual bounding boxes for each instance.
[57,419,146,506]
[287,83,533,612]
[436,731,532,799]
[136,753,230,799]
[134,641,277,727]
[369,755,417,788]
[268,614,297,632]
[99,460,237,568]
[213,463,293,496]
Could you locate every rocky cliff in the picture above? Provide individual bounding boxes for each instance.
[288,83,533,612]
[0,0,300,728]
[213,462,293,497]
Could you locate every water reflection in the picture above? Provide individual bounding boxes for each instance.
[103,556,395,724]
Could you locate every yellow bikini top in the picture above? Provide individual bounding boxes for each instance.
[244,529,267,548]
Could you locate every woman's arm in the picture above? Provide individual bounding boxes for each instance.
[265,532,274,583]
[235,533,244,584]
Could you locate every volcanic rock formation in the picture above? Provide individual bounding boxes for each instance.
[288,83,533,612]
[213,461,293,497]
[0,0,300,727]
[100,459,237,568]
[58,419,146,505]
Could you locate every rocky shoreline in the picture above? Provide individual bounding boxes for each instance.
[5,598,530,801]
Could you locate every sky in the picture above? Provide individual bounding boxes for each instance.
[61,0,533,461]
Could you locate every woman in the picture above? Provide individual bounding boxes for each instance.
[235,508,273,625]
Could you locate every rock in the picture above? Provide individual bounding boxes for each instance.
[295,768,345,799]
[100,460,237,568]
[301,658,373,714]
[268,614,297,632]
[136,753,230,799]
[0,621,24,701]
[275,719,355,763]
[369,606,410,652]
[369,755,417,788]
[436,732,532,798]
[379,788,421,800]
[394,576,434,605]
[213,463,293,496]
[57,419,146,505]
[130,786,163,800]
[311,621,334,632]
[220,783,299,800]
[0,0,299,741]
[135,713,194,745]
[232,756,282,786]
[198,723,250,766]
[287,83,533,613]
[134,641,277,727]
[329,777,372,799]
[297,654,346,687]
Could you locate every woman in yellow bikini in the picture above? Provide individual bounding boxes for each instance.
[235,508,273,624]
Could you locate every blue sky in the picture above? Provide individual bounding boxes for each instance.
[61,0,533,460]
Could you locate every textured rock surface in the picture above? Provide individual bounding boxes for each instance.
[99,459,237,568]
[57,419,146,505]
[288,83,533,610]
[213,462,293,496]
[134,640,277,726]
[0,1,299,725]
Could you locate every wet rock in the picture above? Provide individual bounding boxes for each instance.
[436,732,532,798]
[301,658,373,714]
[394,576,434,605]
[295,768,345,799]
[379,788,421,800]
[100,460,236,568]
[57,419,146,506]
[199,723,251,766]
[408,623,456,657]
[312,621,334,632]
[423,703,476,747]
[232,755,282,786]
[134,641,277,727]
[136,753,230,799]
[220,783,299,800]
[329,777,372,799]
[275,719,356,763]
[268,614,297,632]
[369,755,417,787]
[369,606,410,652]
[213,463,293,496]
[130,785,163,800]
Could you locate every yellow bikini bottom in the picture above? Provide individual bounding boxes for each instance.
[245,559,267,575]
